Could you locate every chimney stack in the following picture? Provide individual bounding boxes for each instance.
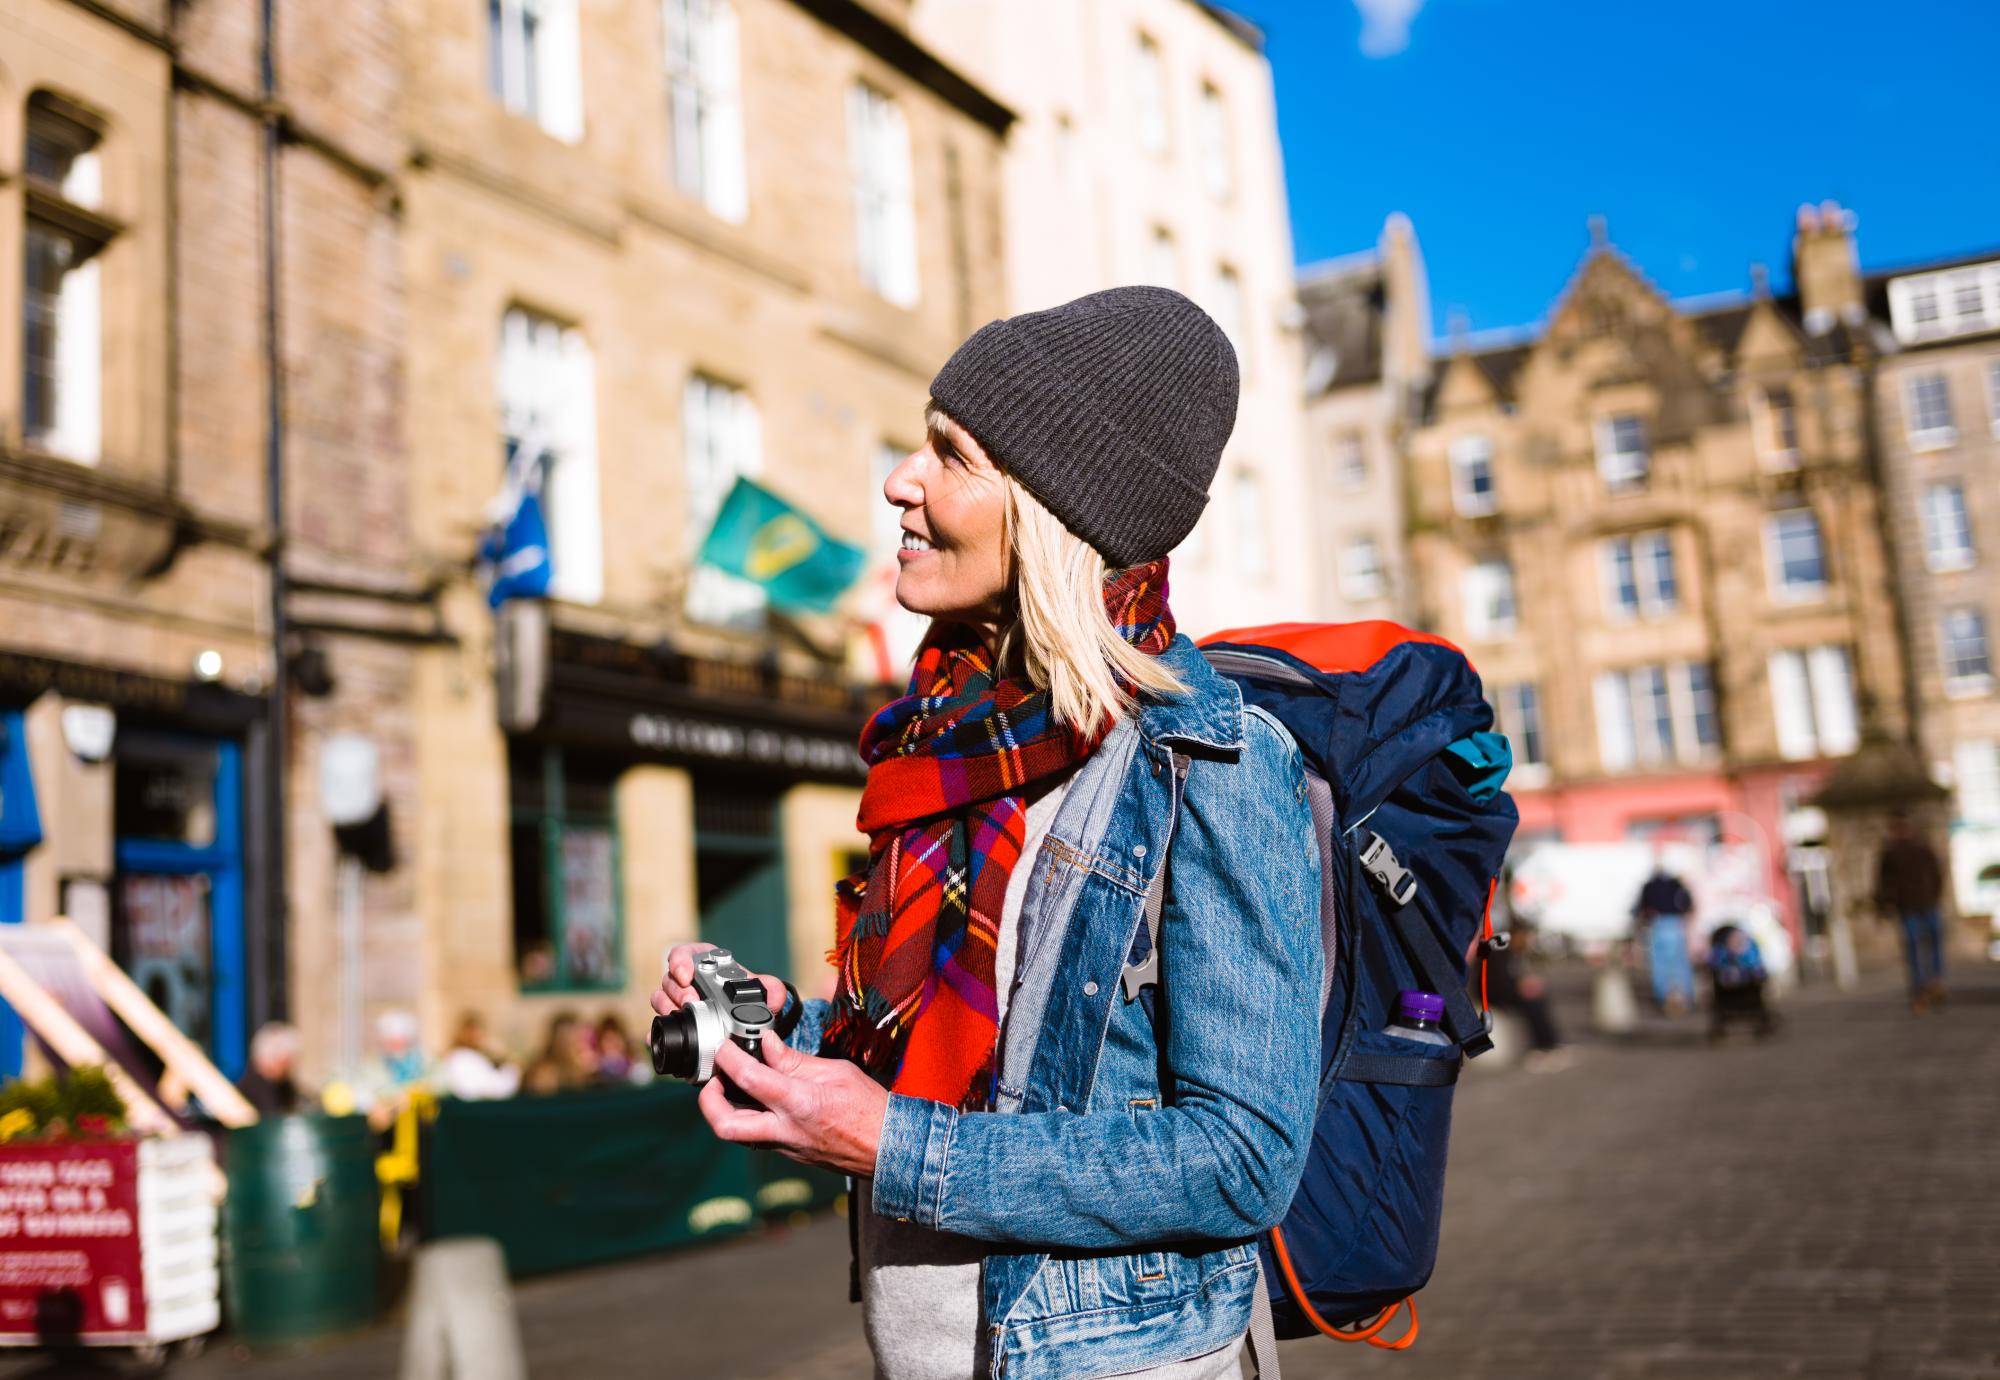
[1792,200,1861,334]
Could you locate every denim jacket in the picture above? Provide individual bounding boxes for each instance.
[788,635,1323,1379]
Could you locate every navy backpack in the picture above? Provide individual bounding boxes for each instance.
[1127,621,1517,1365]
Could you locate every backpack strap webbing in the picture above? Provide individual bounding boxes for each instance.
[1248,1258,1282,1378]
[1360,830,1495,1059]
[1337,1052,1460,1086]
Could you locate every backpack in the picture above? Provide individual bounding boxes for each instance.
[1124,621,1518,1366]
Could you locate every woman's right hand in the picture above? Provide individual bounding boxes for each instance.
[652,942,788,1018]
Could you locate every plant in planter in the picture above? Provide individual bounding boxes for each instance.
[0,1066,129,1142]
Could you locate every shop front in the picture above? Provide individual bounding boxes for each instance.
[497,616,877,1004]
[0,651,269,1079]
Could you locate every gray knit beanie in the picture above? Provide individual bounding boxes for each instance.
[928,286,1239,569]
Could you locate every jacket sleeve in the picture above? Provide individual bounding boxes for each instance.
[785,995,831,1055]
[869,713,1324,1248]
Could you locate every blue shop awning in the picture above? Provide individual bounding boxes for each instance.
[0,712,43,857]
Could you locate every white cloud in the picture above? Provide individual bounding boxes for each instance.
[1354,0,1426,57]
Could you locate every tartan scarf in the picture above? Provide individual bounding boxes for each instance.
[826,559,1176,1110]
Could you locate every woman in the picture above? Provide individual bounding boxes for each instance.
[655,287,1322,1379]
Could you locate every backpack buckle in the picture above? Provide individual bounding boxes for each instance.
[1358,832,1418,907]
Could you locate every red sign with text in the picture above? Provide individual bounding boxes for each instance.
[0,1143,146,1340]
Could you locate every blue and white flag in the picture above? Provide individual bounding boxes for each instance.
[479,428,554,608]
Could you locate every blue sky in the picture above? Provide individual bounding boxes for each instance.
[1228,0,2000,338]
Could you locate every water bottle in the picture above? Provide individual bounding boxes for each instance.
[1384,990,1453,1046]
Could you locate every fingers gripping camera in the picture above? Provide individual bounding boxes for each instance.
[650,950,795,1103]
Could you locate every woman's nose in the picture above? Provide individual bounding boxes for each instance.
[882,448,925,510]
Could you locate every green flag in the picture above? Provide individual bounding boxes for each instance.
[696,476,867,613]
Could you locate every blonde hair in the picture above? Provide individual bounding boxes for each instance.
[992,475,1185,738]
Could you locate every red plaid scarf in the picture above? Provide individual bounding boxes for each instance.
[826,559,1176,1109]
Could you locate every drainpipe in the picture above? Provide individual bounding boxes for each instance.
[258,0,290,1028]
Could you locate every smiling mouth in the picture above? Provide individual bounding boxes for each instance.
[901,532,935,553]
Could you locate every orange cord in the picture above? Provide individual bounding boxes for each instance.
[1479,876,1498,1014]
[1267,1227,1418,1346]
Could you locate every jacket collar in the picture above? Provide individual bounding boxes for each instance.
[1135,635,1244,754]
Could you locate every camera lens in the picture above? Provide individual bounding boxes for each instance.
[650,1010,699,1079]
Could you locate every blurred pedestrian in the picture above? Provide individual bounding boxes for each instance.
[1705,923,1776,1040]
[437,1010,522,1100]
[593,1014,642,1084]
[345,1008,430,1130]
[1633,863,1696,1015]
[1485,918,1570,1071]
[235,1021,308,1115]
[1875,810,1947,1013]
[522,1009,596,1093]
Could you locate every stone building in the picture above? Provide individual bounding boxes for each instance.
[394,0,1012,1063]
[0,0,407,1079]
[1297,213,1431,622]
[1404,211,1908,952]
[1866,244,2000,930]
[910,0,1320,636]
[0,0,1010,1082]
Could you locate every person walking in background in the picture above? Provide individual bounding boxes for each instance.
[235,1022,308,1116]
[1705,923,1777,1041]
[1875,810,1947,1013]
[437,1010,522,1100]
[1634,863,1697,1015]
[344,1008,431,1130]
[1485,917,1571,1072]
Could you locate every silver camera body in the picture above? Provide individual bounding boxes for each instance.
[650,948,775,1090]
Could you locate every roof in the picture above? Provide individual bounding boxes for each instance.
[1195,2,1266,52]
[1298,255,1385,392]
[786,0,1016,134]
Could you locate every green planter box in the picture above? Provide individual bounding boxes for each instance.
[222,1114,380,1346]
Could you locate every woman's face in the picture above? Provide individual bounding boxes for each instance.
[883,409,1009,628]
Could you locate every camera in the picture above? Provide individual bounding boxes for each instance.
[650,948,775,1107]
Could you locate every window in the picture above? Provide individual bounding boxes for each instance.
[1593,662,1722,770]
[1941,608,1992,692]
[1953,740,2000,825]
[1905,372,1955,449]
[1922,483,1975,572]
[1232,469,1268,581]
[1755,385,1799,468]
[1134,34,1168,153]
[1767,646,1859,761]
[1197,84,1231,198]
[1494,683,1544,769]
[1147,227,1177,290]
[1449,435,1496,516]
[22,96,110,464]
[1339,536,1384,601]
[1212,265,1246,373]
[1333,432,1368,490]
[498,307,602,603]
[1990,360,2000,438]
[488,0,583,141]
[1765,509,1826,598]
[684,374,764,626]
[847,82,918,307]
[1461,559,1517,640]
[1595,413,1650,490]
[663,0,745,221]
[1888,261,2000,343]
[1601,530,1676,619]
[510,745,624,990]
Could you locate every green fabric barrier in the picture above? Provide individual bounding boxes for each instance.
[426,1082,760,1276]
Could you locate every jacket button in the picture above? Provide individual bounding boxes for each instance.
[1083,981,1099,996]
[1132,844,1147,858]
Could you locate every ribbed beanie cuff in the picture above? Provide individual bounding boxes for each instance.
[928,286,1240,568]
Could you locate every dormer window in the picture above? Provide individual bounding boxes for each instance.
[1595,413,1649,491]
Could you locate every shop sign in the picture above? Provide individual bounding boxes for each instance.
[0,654,187,717]
[628,711,864,778]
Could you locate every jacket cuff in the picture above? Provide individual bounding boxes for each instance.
[869,1093,958,1228]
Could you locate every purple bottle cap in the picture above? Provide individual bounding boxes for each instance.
[1395,991,1446,1025]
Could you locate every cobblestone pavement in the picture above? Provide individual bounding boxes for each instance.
[6,962,1995,1379]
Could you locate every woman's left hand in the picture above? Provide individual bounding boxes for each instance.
[700,1034,888,1178]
